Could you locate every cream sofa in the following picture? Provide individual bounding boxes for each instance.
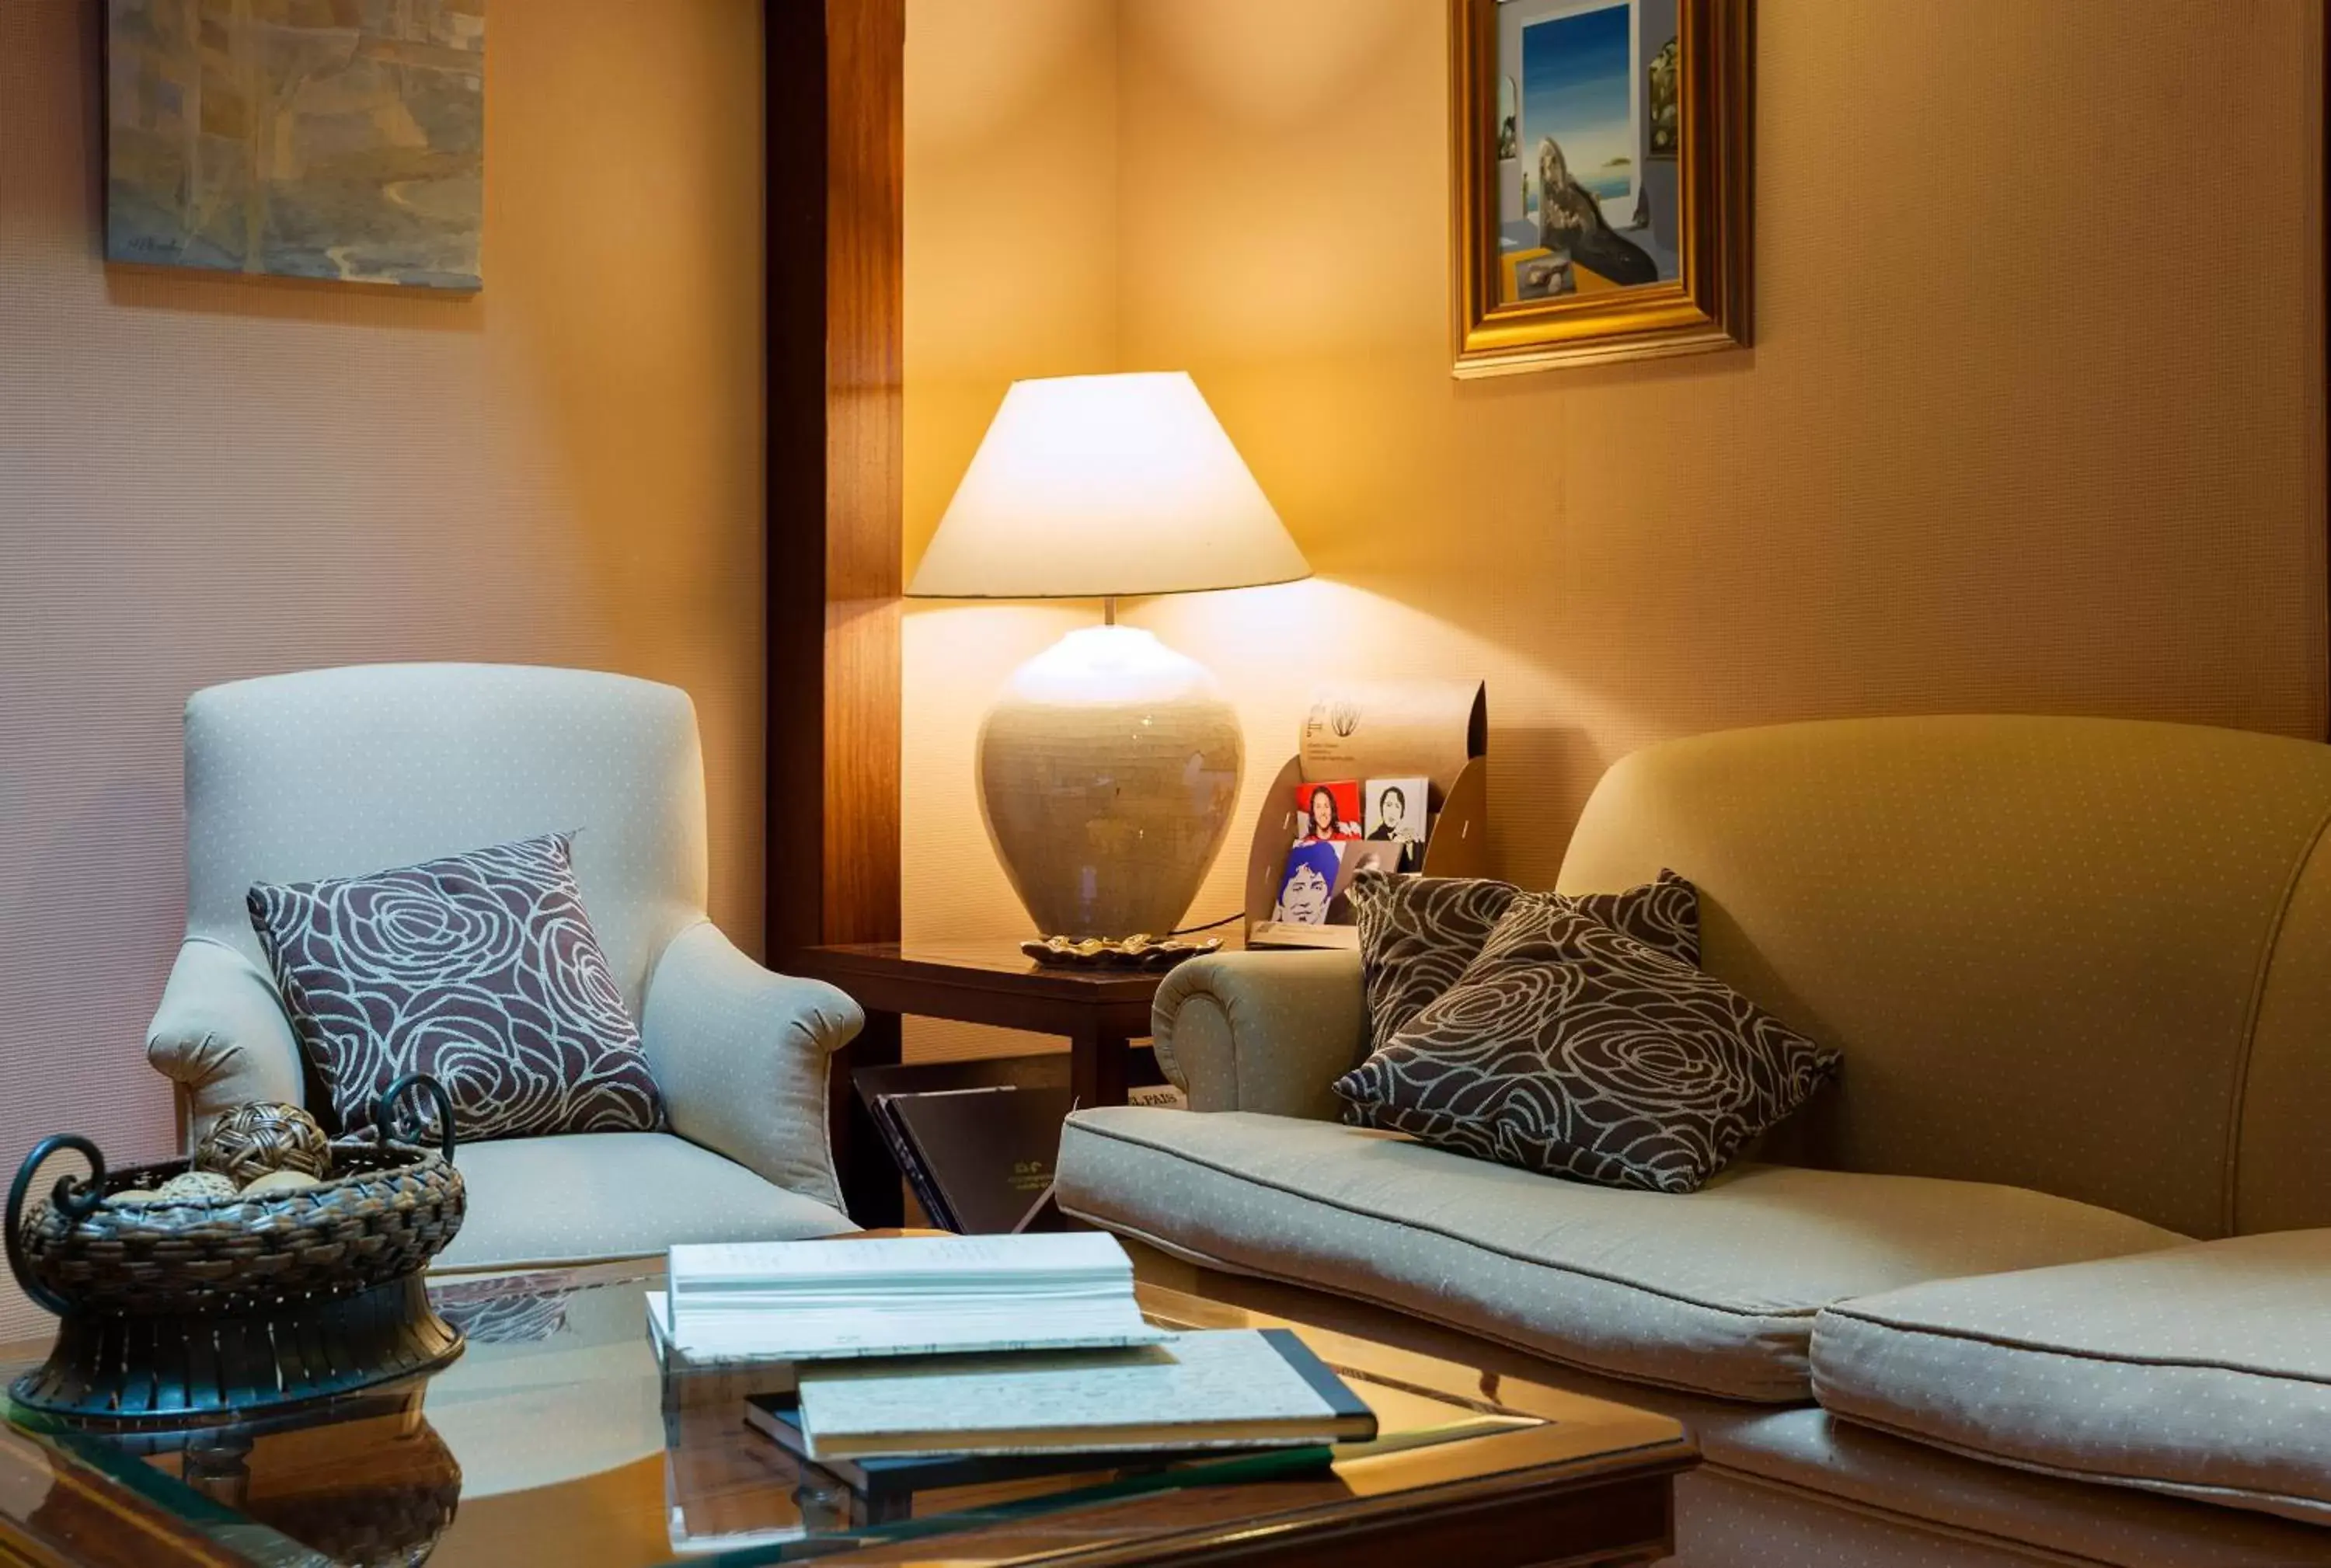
[1056,716,2331,1567]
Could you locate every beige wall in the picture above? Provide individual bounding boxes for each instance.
[902,0,1122,1061]
[0,0,767,1338]
[905,0,2327,973]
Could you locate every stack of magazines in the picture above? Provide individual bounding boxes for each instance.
[648,1233,1376,1488]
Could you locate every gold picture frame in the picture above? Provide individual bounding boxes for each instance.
[1451,0,1751,377]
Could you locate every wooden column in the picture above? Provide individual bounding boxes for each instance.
[765,0,904,958]
[766,0,904,1225]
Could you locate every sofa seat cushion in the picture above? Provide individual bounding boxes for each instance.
[1054,1107,2183,1402]
[433,1132,855,1272]
[1811,1229,2331,1526]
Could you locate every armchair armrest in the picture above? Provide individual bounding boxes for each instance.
[145,936,305,1145]
[1152,949,1368,1120]
[641,922,862,1213]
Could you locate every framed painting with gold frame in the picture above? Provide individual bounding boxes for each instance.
[1451,0,1750,376]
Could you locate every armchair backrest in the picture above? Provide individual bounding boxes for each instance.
[183,663,709,1016]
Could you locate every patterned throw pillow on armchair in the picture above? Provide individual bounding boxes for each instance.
[248,832,667,1141]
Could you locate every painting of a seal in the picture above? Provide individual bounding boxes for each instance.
[1455,0,1752,372]
[1536,136,1657,287]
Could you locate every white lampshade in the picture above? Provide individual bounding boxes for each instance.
[908,371,1311,600]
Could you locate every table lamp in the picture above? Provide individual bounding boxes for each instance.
[910,371,1312,939]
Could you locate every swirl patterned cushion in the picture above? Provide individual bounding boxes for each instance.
[1335,890,1837,1193]
[248,833,666,1142]
[1350,868,1699,1045]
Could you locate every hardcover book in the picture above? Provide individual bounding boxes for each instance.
[852,1051,1176,1106]
[794,1328,1379,1461]
[883,1085,1071,1235]
[646,1288,800,1406]
[851,1054,1182,1234]
[743,1396,1274,1500]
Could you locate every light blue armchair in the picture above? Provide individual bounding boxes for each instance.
[144,663,862,1271]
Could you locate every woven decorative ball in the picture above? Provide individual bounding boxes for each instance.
[240,1169,321,1197]
[157,1170,239,1202]
[195,1101,334,1186]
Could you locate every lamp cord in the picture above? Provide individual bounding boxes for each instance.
[1168,911,1242,936]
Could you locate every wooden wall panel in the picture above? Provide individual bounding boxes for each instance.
[767,0,905,960]
[824,0,908,947]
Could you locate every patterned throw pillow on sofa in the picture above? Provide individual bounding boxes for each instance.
[1348,868,1699,1046]
[248,833,666,1142]
[1336,890,1835,1193]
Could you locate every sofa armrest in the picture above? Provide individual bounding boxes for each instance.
[1152,949,1368,1120]
[641,921,862,1214]
[145,937,305,1145]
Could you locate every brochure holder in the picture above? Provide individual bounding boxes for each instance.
[1244,681,1490,947]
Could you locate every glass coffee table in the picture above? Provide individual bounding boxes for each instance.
[0,1261,1693,1567]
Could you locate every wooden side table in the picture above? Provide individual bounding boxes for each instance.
[789,940,1172,1227]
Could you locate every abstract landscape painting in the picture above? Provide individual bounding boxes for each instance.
[106,0,485,291]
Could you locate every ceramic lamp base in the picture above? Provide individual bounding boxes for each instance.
[977,625,1242,939]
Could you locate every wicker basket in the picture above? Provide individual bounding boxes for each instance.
[12,1141,464,1317]
[6,1075,469,1423]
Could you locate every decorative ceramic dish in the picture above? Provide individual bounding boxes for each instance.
[1019,934,1224,971]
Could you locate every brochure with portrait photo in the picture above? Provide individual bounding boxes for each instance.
[1273,840,1346,925]
[1363,776,1429,873]
[1326,840,1405,923]
[1291,780,1363,845]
